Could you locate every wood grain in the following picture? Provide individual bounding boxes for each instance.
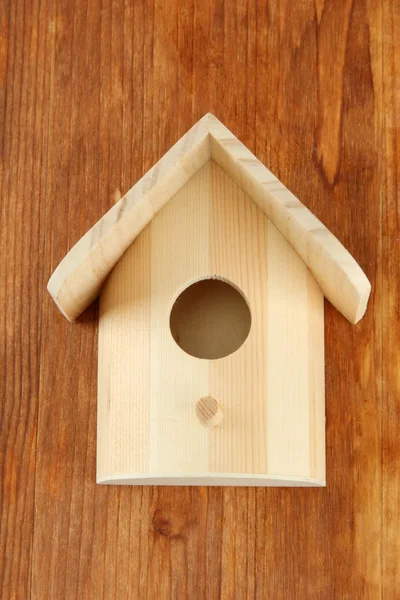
[0,0,395,598]
[48,113,370,325]
[98,161,325,485]
[196,396,224,428]
[383,1,400,594]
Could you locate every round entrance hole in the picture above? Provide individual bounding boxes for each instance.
[169,278,251,360]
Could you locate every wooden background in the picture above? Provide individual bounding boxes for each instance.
[0,0,398,598]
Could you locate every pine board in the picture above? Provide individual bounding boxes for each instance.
[98,161,325,485]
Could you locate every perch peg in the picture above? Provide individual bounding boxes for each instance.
[196,397,223,428]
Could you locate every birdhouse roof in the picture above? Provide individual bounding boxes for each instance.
[48,113,370,324]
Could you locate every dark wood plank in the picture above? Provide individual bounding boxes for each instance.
[266,1,383,596]
[0,0,396,598]
[383,1,400,596]
[0,0,51,597]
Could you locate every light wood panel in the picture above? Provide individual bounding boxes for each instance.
[98,161,325,485]
[97,226,151,477]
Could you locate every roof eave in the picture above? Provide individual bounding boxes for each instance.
[48,113,371,324]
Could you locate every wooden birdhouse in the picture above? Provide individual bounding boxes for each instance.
[48,114,371,487]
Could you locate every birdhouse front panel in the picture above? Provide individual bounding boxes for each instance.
[97,160,325,486]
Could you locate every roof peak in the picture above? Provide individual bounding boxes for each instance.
[48,115,370,324]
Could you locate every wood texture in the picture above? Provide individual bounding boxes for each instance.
[97,161,325,485]
[382,2,400,595]
[196,397,224,428]
[0,0,396,597]
[48,114,370,324]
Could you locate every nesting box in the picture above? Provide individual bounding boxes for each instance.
[48,114,371,487]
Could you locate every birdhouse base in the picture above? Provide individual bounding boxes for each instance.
[98,474,325,486]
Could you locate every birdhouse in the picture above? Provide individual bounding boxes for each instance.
[48,114,371,487]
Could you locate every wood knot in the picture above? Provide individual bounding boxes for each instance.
[196,396,223,428]
[153,508,186,538]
